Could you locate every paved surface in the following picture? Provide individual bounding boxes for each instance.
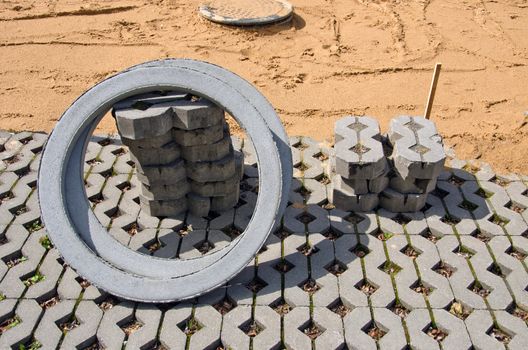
[0,131,527,349]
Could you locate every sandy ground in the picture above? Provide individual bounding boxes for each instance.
[0,0,527,173]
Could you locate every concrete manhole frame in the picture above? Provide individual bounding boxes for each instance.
[199,0,294,26]
[38,59,292,302]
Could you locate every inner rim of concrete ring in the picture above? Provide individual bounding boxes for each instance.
[40,64,282,284]
[88,89,249,259]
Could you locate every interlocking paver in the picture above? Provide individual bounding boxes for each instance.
[465,309,505,350]
[0,131,525,349]
[34,299,77,349]
[124,304,162,350]
[461,235,513,310]
[97,301,135,349]
[436,235,486,310]
[488,236,528,309]
[188,304,223,350]
[61,300,104,349]
[158,303,193,349]
[0,299,41,349]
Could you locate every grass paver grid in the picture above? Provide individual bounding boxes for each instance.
[0,131,527,349]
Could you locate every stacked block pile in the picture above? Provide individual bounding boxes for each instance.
[331,116,389,211]
[380,116,446,212]
[112,92,243,218]
[331,115,445,212]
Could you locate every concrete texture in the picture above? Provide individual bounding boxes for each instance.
[3,131,527,348]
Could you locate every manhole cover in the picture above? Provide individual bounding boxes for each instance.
[199,0,293,26]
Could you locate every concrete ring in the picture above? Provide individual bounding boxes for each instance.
[38,59,290,302]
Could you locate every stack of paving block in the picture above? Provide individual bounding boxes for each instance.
[380,116,446,212]
[331,116,389,211]
[112,92,243,218]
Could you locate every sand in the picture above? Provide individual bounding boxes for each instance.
[0,0,527,173]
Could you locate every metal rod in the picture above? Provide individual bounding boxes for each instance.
[424,63,442,120]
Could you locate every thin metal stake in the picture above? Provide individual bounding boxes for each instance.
[424,63,442,120]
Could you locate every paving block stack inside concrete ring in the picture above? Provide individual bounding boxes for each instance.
[112,92,244,218]
[331,116,389,211]
[381,116,446,212]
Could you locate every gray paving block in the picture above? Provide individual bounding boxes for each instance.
[141,180,191,201]
[34,299,76,349]
[461,236,513,310]
[136,159,187,186]
[171,97,225,131]
[465,310,505,350]
[313,307,345,349]
[406,309,440,350]
[210,187,240,212]
[190,175,240,198]
[423,194,456,237]
[158,303,192,349]
[252,306,281,350]
[181,132,232,162]
[173,122,225,147]
[24,249,63,303]
[335,234,369,308]
[254,235,282,306]
[61,300,103,349]
[438,181,479,236]
[388,116,446,180]
[226,263,255,306]
[302,138,330,180]
[329,209,378,234]
[235,149,245,180]
[431,309,472,350]
[129,141,182,166]
[112,91,189,110]
[410,235,454,309]
[379,188,428,212]
[186,153,236,183]
[139,196,188,218]
[0,225,30,281]
[363,238,396,308]
[283,307,312,350]
[0,299,17,326]
[188,305,223,350]
[310,236,340,308]
[120,129,173,149]
[385,235,427,309]
[495,310,528,350]
[332,174,383,196]
[114,103,175,140]
[97,301,135,349]
[303,178,329,206]
[480,181,528,236]
[221,304,252,350]
[330,183,379,212]
[377,209,405,235]
[178,230,207,259]
[488,236,528,310]
[460,181,506,238]
[187,193,211,218]
[0,299,42,349]
[3,148,34,176]
[283,233,310,307]
[0,228,46,299]
[335,117,387,180]
[437,235,488,310]
[389,174,437,194]
[56,267,83,300]
[343,307,377,350]
[209,209,235,231]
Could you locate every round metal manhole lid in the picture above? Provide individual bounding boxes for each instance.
[199,0,293,26]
